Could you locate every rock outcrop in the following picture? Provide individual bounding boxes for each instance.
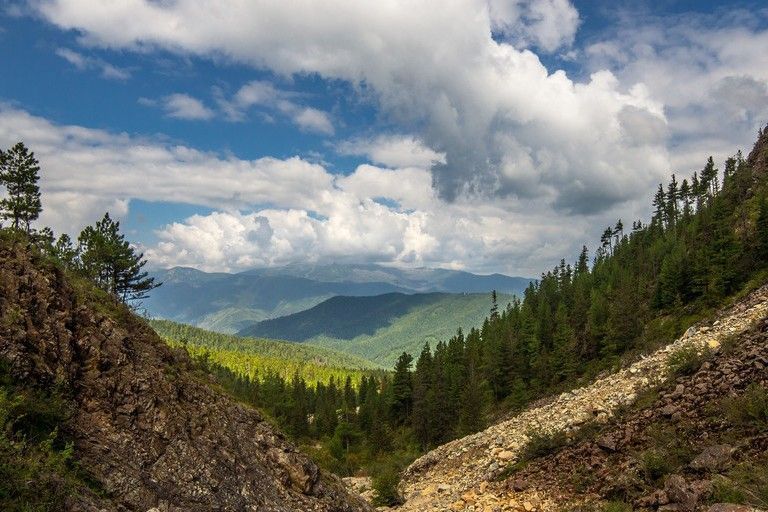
[394,284,768,511]
[0,240,371,512]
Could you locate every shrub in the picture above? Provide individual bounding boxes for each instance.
[668,344,711,377]
[371,462,403,506]
[640,448,673,482]
[724,384,768,428]
[520,428,568,462]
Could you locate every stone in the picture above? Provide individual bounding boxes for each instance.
[596,434,617,452]
[690,445,734,472]
[507,478,529,492]
[707,505,761,512]
[498,451,515,461]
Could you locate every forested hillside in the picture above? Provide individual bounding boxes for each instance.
[145,267,410,333]
[181,128,768,504]
[151,319,381,385]
[239,292,513,365]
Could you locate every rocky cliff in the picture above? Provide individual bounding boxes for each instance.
[393,284,768,511]
[0,239,371,512]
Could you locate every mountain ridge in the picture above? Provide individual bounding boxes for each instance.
[146,263,532,334]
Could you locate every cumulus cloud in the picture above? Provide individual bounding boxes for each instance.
[32,0,669,214]
[584,9,768,172]
[488,0,580,52]
[55,46,131,80]
[0,105,643,275]
[336,135,446,168]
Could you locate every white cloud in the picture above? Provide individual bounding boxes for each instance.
[489,0,580,52]
[55,46,131,80]
[0,105,649,276]
[33,0,668,213]
[291,107,334,135]
[217,80,334,134]
[584,9,768,173]
[336,135,446,168]
[159,93,215,120]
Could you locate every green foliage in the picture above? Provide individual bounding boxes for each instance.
[0,142,41,234]
[668,344,712,377]
[711,462,768,509]
[152,319,379,387]
[639,448,673,482]
[723,384,768,428]
[371,461,404,506]
[519,428,569,462]
[638,423,695,483]
[0,360,90,511]
[601,501,633,512]
[77,213,159,303]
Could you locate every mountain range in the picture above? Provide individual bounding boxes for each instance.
[146,263,531,334]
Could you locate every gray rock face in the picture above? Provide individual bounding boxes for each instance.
[0,242,370,512]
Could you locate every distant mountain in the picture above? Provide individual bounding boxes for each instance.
[244,262,531,294]
[144,266,413,333]
[239,292,515,366]
[146,264,532,334]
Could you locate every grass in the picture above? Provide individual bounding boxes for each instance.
[723,384,768,428]
[637,423,695,484]
[667,344,712,377]
[711,462,768,509]
[0,359,101,511]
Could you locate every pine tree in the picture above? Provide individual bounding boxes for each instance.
[0,142,42,233]
[78,213,160,303]
[390,352,413,424]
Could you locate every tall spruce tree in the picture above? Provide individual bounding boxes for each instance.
[78,212,159,303]
[0,142,42,233]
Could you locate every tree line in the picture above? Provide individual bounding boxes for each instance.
[0,142,158,303]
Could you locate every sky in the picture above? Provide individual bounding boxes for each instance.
[0,0,767,276]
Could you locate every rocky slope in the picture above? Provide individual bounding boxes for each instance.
[0,239,371,512]
[393,284,768,512]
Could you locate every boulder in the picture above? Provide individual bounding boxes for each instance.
[690,445,734,472]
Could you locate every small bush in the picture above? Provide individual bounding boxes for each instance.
[371,462,403,506]
[520,428,569,462]
[640,448,673,482]
[602,501,633,512]
[668,344,711,377]
[723,384,768,428]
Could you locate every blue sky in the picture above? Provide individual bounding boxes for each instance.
[0,0,766,275]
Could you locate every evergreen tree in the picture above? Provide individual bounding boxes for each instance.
[0,142,42,233]
[78,213,160,303]
[389,352,413,424]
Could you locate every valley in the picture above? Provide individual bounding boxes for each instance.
[2,4,768,510]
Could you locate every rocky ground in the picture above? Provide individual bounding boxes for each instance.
[389,285,768,512]
[0,240,371,512]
